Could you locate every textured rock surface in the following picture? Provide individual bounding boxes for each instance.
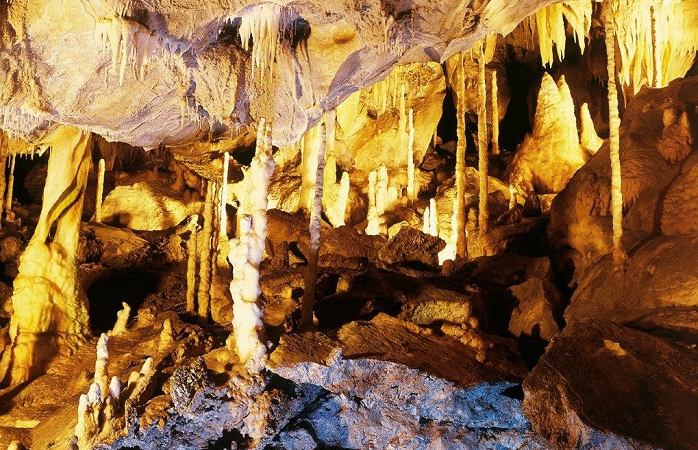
[523,320,698,450]
[101,181,203,231]
[0,0,558,149]
[508,278,562,341]
[267,314,544,449]
[378,226,445,268]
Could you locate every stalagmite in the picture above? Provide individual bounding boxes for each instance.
[366,170,380,235]
[604,2,627,268]
[1,126,92,386]
[4,154,15,222]
[455,54,468,258]
[94,158,105,223]
[301,119,329,329]
[158,318,174,350]
[422,206,430,235]
[429,198,438,237]
[376,165,388,215]
[219,152,230,259]
[94,334,110,402]
[197,181,214,322]
[228,118,274,369]
[186,228,198,315]
[509,185,519,209]
[580,103,603,154]
[407,108,416,205]
[108,302,130,336]
[0,134,7,229]
[491,70,500,156]
[478,41,490,237]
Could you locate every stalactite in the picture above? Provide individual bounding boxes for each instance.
[228,118,274,370]
[4,154,15,222]
[95,15,190,86]
[534,1,593,68]
[237,3,282,84]
[94,159,105,223]
[407,108,415,205]
[301,118,329,329]
[478,41,490,237]
[491,70,500,156]
[186,228,198,315]
[1,127,92,386]
[455,53,468,258]
[197,181,214,322]
[604,2,627,268]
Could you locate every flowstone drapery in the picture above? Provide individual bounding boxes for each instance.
[1,126,93,385]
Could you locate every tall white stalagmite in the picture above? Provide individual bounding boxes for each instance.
[455,54,468,258]
[228,118,274,369]
[429,198,438,237]
[407,108,416,205]
[94,334,109,402]
[491,70,500,156]
[301,118,329,329]
[422,206,430,235]
[478,41,489,237]
[4,154,15,221]
[604,2,627,268]
[94,159,105,223]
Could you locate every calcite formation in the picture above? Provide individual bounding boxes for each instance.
[0,1,696,449]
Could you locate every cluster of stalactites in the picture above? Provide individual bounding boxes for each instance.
[236,3,284,83]
[95,15,190,86]
[608,0,698,95]
[531,1,593,68]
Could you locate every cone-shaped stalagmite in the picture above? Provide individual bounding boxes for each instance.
[604,1,627,268]
[0,126,93,385]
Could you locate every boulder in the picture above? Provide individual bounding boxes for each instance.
[523,320,698,450]
[508,279,562,341]
[378,226,445,268]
